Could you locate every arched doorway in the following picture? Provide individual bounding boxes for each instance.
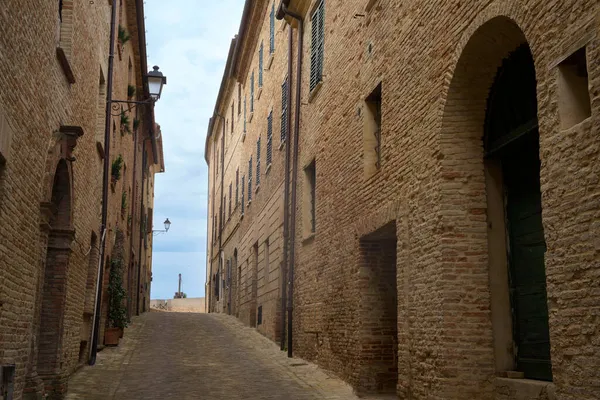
[37,159,74,393]
[439,16,552,390]
[484,44,552,381]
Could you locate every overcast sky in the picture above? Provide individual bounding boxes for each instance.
[145,0,245,299]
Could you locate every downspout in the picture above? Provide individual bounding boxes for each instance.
[90,0,117,365]
[216,114,226,311]
[136,137,149,315]
[278,3,303,358]
[127,118,139,321]
[280,24,293,352]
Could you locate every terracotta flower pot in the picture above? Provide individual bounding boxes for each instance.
[104,327,120,346]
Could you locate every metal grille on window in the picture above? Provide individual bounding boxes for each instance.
[229,183,232,218]
[270,3,275,54]
[267,112,273,166]
[241,176,245,213]
[310,0,325,92]
[281,76,288,143]
[256,136,261,186]
[248,157,253,201]
[259,42,264,88]
[250,72,255,112]
[235,168,239,206]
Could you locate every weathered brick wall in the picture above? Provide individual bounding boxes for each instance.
[206,0,600,399]
[0,0,154,398]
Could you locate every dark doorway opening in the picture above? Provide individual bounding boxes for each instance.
[357,222,398,394]
[485,44,552,381]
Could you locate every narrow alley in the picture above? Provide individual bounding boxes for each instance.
[65,312,360,400]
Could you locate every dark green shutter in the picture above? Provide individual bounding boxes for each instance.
[310,1,324,91]
[281,76,288,142]
[267,112,273,165]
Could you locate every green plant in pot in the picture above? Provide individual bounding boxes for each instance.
[127,85,136,98]
[111,155,123,184]
[118,25,130,45]
[105,258,128,345]
[120,111,131,135]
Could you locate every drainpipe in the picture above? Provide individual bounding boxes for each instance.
[89,0,117,365]
[127,117,139,321]
[136,139,149,315]
[216,114,226,311]
[278,3,303,359]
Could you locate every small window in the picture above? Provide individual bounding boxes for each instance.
[281,76,288,143]
[250,71,255,113]
[269,3,275,54]
[266,112,273,166]
[309,0,325,92]
[364,83,382,177]
[259,42,264,88]
[256,136,261,186]
[304,160,316,235]
[264,238,270,280]
[558,47,591,130]
[257,305,263,325]
[238,84,242,114]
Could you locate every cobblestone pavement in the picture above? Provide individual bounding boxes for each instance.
[66,311,366,400]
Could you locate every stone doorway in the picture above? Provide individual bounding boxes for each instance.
[357,222,398,394]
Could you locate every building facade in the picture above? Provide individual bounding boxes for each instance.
[0,1,163,399]
[205,0,600,399]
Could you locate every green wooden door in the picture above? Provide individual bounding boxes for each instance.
[503,135,552,381]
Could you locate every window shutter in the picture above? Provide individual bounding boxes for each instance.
[248,157,253,201]
[281,76,288,142]
[229,183,232,218]
[244,96,247,132]
[241,175,245,213]
[259,42,264,88]
[256,136,261,186]
[310,1,325,92]
[267,112,273,165]
[270,3,275,54]
[250,72,255,112]
[235,168,239,205]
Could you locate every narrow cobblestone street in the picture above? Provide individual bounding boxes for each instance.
[65,312,363,400]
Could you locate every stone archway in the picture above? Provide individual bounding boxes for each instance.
[438,14,550,396]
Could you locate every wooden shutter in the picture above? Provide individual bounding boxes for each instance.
[270,3,275,54]
[310,1,325,92]
[281,76,288,142]
[267,112,273,166]
[256,136,261,186]
[250,71,255,112]
[259,42,264,87]
[241,176,245,213]
[248,157,252,201]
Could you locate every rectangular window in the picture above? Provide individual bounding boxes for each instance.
[558,47,591,130]
[244,96,247,133]
[235,168,239,206]
[266,111,273,166]
[248,156,253,201]
[241,175,245,214]
[250,71,255,112]
[264,238,270,280]
[256,136,261,186]
[281,76,288,143]
[238,84,242,114]
[257,305,263,325]
[364,82,382,176]
[304,160,316,234]
[269,3,275,54]
[259,42,264,88]
[229,183,232,218]
[310,0,325,92]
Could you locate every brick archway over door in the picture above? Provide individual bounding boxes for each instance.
[438,16,541,398]
[37,159,74,397]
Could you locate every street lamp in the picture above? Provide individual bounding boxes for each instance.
[110,66,167,115]
[153,218,172,236]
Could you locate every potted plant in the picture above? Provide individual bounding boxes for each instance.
[117,25,130,58]
[111,155,123,184]
[127,85,136,99]
[105,258,128,345]
[120,111,131,135]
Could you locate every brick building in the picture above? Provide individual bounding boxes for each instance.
[205,0,600,398]
[0,1,164,399]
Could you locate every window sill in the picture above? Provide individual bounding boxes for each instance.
[242,132,246,143]
[266,53,275,70]
[56,47,75,84]
[302,232,316,245]
[255,184,260,194]
[308,81,323,103]
[249,112,254,123]
[265,163,272,174]
[257,87,263,100]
